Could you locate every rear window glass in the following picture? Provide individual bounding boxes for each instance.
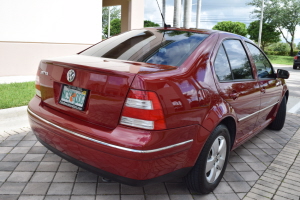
[223,40,253,80]
[80,29,208,67]
[214,44,233,81]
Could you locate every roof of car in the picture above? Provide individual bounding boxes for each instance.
[144,27,218,35]
[144,27,251,40]
[135,27,255,46]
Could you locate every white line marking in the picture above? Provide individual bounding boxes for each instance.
[288,101,300,113]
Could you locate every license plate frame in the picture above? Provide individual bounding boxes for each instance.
[59,84,89,111]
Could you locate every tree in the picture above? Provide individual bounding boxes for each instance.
[144,20,160,27]
[272,42,289,52]
[103,18,121,38]
[247,20,281,50]
[212,21,247,36]
[248,0,300,56]
[102,6,121,38]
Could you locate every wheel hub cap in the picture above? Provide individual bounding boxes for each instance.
[205,135,227,183]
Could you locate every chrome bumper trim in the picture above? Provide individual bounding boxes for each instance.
[238,101,279,122]
[28,109,193,153]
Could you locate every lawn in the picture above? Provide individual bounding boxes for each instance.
[267,55,293,65]
[0,81,35,109]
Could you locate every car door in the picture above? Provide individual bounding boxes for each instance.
[245,42,283,127]
[213,39,261,142]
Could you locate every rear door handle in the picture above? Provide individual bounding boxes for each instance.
[229,91,239,100]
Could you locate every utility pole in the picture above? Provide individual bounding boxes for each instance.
[108,7,111,38]
[258,0,264,48]
[162,0,166,27]
[196,0,202,28]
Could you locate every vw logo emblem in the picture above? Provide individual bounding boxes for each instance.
[67,69,76,82]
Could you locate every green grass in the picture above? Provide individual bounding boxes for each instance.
[267,55,293,65]
[0,81,35,109]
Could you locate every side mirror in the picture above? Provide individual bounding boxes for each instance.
[277,69,289,79]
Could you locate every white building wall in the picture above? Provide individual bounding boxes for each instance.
[0,42,91,76]
[0,0,102,44]
[0,0,102,76]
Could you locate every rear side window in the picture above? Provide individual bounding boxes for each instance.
[214,45,232,81]
[223,40,253,80]
[81,29,208,67]
[246,42,274,79]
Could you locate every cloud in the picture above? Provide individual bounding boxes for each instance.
[144,0,300,45]
[144,0,255,28]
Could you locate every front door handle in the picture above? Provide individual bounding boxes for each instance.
[276,80,281,87]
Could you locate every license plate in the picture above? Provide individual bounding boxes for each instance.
[59,85,89,111]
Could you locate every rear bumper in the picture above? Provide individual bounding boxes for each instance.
[28,96,207,185]
[36,134,192,186]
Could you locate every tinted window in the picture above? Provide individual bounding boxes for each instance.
[246,42,274,79]
[214,45,232,81]
[81,29,208,67]
[223,40,253,80]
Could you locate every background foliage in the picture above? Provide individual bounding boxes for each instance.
[248,0,300,56]
[212,21,247,36]
[247,20,281,51]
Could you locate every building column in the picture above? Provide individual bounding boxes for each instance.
[183,0,192,29]
[173,0,181,28]
[196,0,202,28]
[128,0,144,30]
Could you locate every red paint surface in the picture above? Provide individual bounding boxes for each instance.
[28,28,288,182]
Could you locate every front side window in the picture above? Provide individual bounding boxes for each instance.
[223,40,253,80]
[246,42,274,79]
[81,29,208,67]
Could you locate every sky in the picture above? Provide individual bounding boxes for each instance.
[144,0,300,44]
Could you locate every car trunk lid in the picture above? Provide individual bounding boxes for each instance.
[37,55,176,129]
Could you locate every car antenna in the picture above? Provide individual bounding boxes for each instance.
[155,0,171,29]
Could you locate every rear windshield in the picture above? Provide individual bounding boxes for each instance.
[80,29,209,67]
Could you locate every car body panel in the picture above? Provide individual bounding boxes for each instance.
[28,28,289,185]
[28,95,212,182]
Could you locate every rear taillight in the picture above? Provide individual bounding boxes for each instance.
[294,56,298,60]
[35,74,41,97]
[120,89,166,130]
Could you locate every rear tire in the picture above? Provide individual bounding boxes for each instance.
[268,96,286,130]
[184,124,230,194]
[293,65,297,69]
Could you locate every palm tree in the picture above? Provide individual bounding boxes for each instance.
[173,0,181,28]
[196,0,202,28]
[183,0,192,29]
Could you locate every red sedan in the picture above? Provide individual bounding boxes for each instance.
[28,28,289,194]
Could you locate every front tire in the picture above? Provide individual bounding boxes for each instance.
[268,96,286,130]
[293,65,297,69]
[184,124,230,194]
